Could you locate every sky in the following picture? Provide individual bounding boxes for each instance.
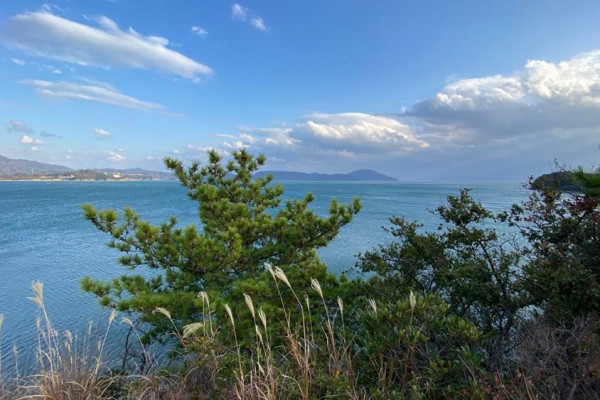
[0,0,599,181]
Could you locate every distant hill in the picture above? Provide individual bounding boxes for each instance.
[0,155,173,180]
[0,155,394,182]
[0,155,72,175]
[254,169,398,182]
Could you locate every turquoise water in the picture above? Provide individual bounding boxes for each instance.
[0,181,527,372]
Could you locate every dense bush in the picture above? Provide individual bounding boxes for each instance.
[352,174,600,397]
[353,293,483,398]
[508,178,600,321]
[354,189,524,369]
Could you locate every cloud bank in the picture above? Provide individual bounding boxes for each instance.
[295,113,428,153]
[410,50,600,145]
[199,113,429,169]
[175,51,600,178]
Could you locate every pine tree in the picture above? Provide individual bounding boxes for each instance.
[80,149,361,341]
[574,166,600,197]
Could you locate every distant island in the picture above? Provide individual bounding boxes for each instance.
[532,170,600,193]
[254,169,398,182]
[532,171,580,192]
[0,155,397,182]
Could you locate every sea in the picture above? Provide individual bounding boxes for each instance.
[0,180,528,374]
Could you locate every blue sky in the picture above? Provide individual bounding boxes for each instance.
[1,0,599,180]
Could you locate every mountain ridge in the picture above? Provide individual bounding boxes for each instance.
[0,155,171,180]
[0,154,73,175]
[0,155,397,182]
[254,169,398,182]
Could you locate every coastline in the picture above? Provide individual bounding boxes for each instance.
[0,178,173,182]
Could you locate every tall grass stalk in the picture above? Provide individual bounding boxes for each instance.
[1,282,120,399]
[0,276,554,399]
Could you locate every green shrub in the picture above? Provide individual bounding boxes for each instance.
[508,178,600,321]
[355,189,524,368]
[354,293,484,399]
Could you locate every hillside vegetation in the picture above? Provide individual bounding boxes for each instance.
[1,150,598,399]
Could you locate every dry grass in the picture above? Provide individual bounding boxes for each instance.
[0,282,191,400]
[512,315,600,400]
[0,281,119,399]
[1,278,598,399]
[158,266,365,400]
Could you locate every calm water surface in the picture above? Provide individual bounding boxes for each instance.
[0,181,528,372]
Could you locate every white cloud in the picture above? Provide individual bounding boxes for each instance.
[205,113,428,171]
[295,113,429,153]
[244,127,297,148]
[431,75,524,110]
[525,54,600,105]
[239,133,255,144]
[0,12,213,79]
[214,133,239,139]
[191,26,208,38]
[30,146,39,151]
[250,17,267,31]
[216,132,257,149]
[41,4,61,12]
[6,119,34,134]
[21,79,165,111]
[93,128,111,138]
[187,144,217,152]
[10,57,25,65]
[231,4,267,31]
[19,134,44,144]
[19,135,33,144]
[410,50,600,143]
[223,140,248,149]
[184,144,231,158]
[106,151,125,161]
[231,4,247,20]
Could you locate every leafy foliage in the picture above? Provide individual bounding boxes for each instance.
[354,293,484,399]
[355,189,524,366]
[508,179,600,321]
